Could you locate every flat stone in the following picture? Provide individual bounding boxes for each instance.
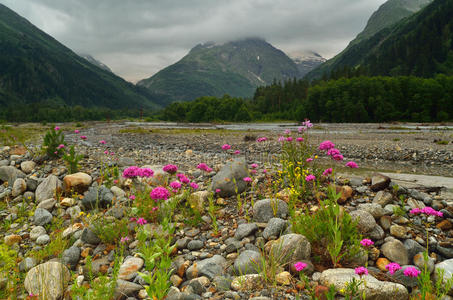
[82,185,113,209]
[370,174,391,191]
[381,238,409,265]
[60,197,77,207]
[403,239,426,262]
[63,246,81,269]
[357,203,386,218]
[36,234,50,245]
[114,279,143,299]
[373,191,393,207]
[253,199,289,222]
[20,161,36,174]
[390,225,410,239]
[234,223,258,240]
[30,226,47,240]
[12,178,26,197]
[231,274,264,291]
[33,208,53,226]
[63,172,92,193]
[186,255,227,280]
[35,175,62,203]
[37,198,57,211]
[320,268,408,300]
[413,252,435,274]
[270,233,311,265]
[275,271,291,285]
[376,257,391,272]
[119,257,144,280]
[187,240,204,251]
[24,262,70,300]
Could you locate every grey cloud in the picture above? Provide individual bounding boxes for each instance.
[1,0,386,82]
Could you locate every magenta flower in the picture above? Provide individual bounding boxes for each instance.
[74,129,80,134]
[355,266,368,276]
[152,206,158,212]
[57,144,65,149]
[129,217,136,222]
[327,148,341,156]
[215,188,221,193]
[110,152,115,156]
[104,150,109,155]
[305,174,316,182]
[286,137,293,142]
[120,236,130,243]
[257,137,268,142]
[385,263,401,275]
[80,135,87,140]
[54,126,60,131]
[139,168,154,178]
[190,182,199,190]
[234,150,241,155]
[163,164,178,174]
[129,195,136,200]
[410,207,443,217]
[297,126,306,133]
[278,136,285,142]
[346,161,359,168]
[150,187,170,201]
[169,181,182,191]
[332,154,344,161]
[403,267,421,278]
[302,120,313,128]
[99,140,106,144]
[296,137,304,142]
[322,168,333,176]
[250,169,257,174]
[197,163,212,172]
[222,144,231,150]
[360,239,374,247]
[284,129,291,135]
[122,166,141,178]
[250,163,258,169]
[179,175,190,184]
[54,151,58,155]
[294,261,307,272]
[136,218,147,225]
[243,177,252,182]
[306,158,313,162]
[319,140,335,151]
[262,169,267,173]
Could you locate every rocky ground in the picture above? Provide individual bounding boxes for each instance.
[0,123,453,300]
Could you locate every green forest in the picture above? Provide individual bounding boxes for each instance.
[159,75,453,123]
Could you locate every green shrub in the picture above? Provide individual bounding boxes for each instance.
[42,127,66,158]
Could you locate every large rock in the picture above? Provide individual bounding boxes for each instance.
[24,261,70,300]
[114,279,143,299]
[82,185,114,209]
[234,223,258,240]
[33,208,53,226]
[81,228,101,245]
[35,175,62,203]
[118,257,144,280]
[320,268,408,300]
[12,178,26,197]
[188,191,209,213]
[253,199,289,223]
[262,218,287,240]
[370,174,391,191]
[434,259,453,295]
[63,172,92,193]
[20,160,36,174]
[349,209,376,234]
[62,246,81,269]
[404,239,426,263]
[186,255,227,280]
[373,191,393,207]
[381,238,409,265]
[210,158,249,197]
[357,203,386,218]
[0,166,25,187]
[234,250,263,275]
[270,234,311,265]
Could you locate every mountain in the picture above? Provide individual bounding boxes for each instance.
[288,51,326,77]
[79,54,113,73]
[306,0,434,79]
[0,4,164,110]
[137,38,300,102]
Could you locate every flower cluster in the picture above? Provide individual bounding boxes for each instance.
[136,218,147,225]
[222,144,231,150]
[177,173,190,184]
[250,163,258,169]
[345,161,359,168]
[305,174,316,182]
[409,207,443,217]
[243,177,252,182]
[354,266,368,276]
[360,238,374,247]
[163,164,178,174]
[403,267,421,278]
[294,261,307,272]
[296,137,304,142]
[169,181,182,191]
[385,263,401,275]
[122,166,154,178]
[197,163,213,172]
[150,186,170,201]
[322,168,333,176]
[257,137,268,142]
[190,182,199,190]
[319,140,335,151]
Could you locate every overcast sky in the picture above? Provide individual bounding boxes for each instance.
[1,0,387,82]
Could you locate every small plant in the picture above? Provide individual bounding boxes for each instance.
[393,195,406,217]
[207,191,219,236]
[91,215,129,245]
[42,126,66,158]
[62,145,84,174]
[0,244,21,298]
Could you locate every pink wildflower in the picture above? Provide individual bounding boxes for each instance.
[222,144,231,150]
[355,267,368,276]
[250,163,258,169]
[332,154,344,161]
[302,120,313,128]
[54,126,60,131]
[294,262,307,272]
[99,140,106,144]
[263,169,267,173]
[136,218,147,225]
[385,263,401,275]
[122,166,141,178]
[54,151,58,155]
[278,136,285,142]
[190,182,199,190]
[250,169,257,174]
[327,148,341,156]
[104,150,109,155]
[57,144,65,149]
[297,126,306,133]
[306,158,313,162]
[169,181,182,191]
[215,189,221,193]
[319,140,335,151]
[139,168,154,178]
[150,187,170,200]
[234,150,241,155]
[120,236,130,243]
[163,164,178,174]
[152,206,158,212]
[286,137,293,142]
[345,161,359,168]
[129,195,136,200]
[403,267,421,278]
[197,163,212,172]
[257,137,268,142]
[80,135,87,140]
[322,168,333,176]
[243,177,252,182]
[305,174,316,182]
[284,129,291,135]
[296,137,304,142]
[74,129,80,134]
[360,239,374,247]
